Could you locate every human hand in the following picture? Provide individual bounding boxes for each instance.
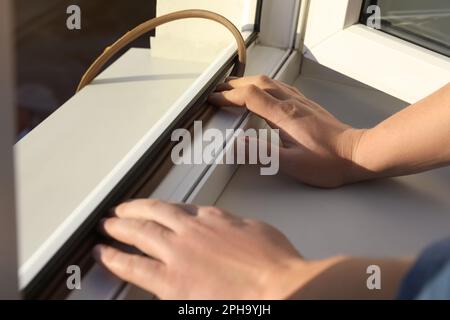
[208,75,369,187]
[93,199,306,299]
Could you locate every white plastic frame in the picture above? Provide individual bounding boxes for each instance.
[302,0,450,103]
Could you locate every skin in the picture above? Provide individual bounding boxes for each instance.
[94,76,450,299]
[210,76,450,187]
[94,200,411,299]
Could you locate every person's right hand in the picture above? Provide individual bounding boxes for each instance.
[94,199,307,299]
[208,75,369,188]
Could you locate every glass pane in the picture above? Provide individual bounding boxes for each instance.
[15,0,157,138]
[14,0,259,140]
[362,0,450,57]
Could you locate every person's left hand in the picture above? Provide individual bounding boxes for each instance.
[93,199,305,299]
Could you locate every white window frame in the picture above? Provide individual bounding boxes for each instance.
[302,0,450,104]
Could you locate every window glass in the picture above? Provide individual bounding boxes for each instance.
[15,0,157,138]
[15,0,258,139]
[361,0,450,57]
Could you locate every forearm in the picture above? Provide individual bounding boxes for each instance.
[282,256,413,300]
[354,83,450,180]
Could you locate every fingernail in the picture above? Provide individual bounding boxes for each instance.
[109,200,132,216]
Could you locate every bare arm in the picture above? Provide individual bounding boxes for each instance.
[355,83,450,180]
[287,256,412,299]
[209,77,450,187]
[94,200,412,299]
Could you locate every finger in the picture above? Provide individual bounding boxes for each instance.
[208,85,280,118]
[93,244,167,297]
[216,76,292,100]
[225,76,238,82]
[100,218,173,260]
[215,82,292,101]
[215,82,233,92]
[223,75,304,98]
[224,75,274,88]
[209,86,310,128]
[113,199,192,233]
[224,75,303,98]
